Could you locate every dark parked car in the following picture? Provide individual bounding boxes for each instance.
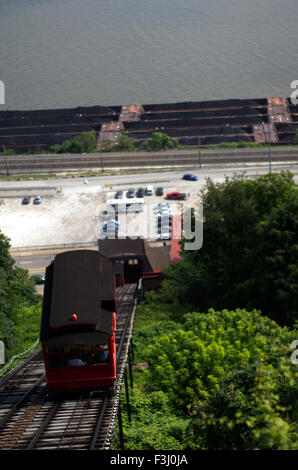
[155,187,164,196]
[126,188,135,198]
[102,220,119,234]
[115,190,123,199]
[136,188,145,198]
[22,196,31,205]
[182,174,198,181]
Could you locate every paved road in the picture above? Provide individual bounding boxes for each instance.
[2,161,298,191]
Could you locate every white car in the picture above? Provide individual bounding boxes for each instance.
[145,185,153,195]
[157,209,172,218]
[155,204,172,213]
[158,232,171,240]
[34,195,42,204]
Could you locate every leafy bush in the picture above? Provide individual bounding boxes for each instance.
[146,309,296,410]
[187,361,297,450]
[50,131,97,153]
[114,306,297,450]
[112,387,188,450]
[138,132,180,151]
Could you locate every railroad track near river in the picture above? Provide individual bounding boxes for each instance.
[1,148,298,174]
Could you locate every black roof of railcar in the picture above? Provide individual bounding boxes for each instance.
[40,250,115,345]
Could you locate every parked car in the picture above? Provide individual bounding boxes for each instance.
[158,231,171,240]
[166,192,186,200]
[136,188,145,198]
[154,202,171,212]
[157,211,172,221]
[115,190,123,199]
[22,196,31,205]
[157,224,171,234]
[157,217,172,232]
[182,174,198,181]
[34,195,42,204]
[145,185,153,195]
[126,188,135,198]
[102,219,119,231]
[155,187,164,196]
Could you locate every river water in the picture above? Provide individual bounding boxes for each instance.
[0,0,297,110]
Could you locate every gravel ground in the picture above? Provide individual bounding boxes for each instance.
[0,185,104,248]
[0,180,201,248]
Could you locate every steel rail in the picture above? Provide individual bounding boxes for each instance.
[55,395,83,449]
[26,401,60,449]
[0,349,42,389]
[1,148,298,174]
[0,374,46,430]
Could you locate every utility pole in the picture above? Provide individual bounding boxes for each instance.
[100,152,104,174]
[3,145,9,176]
[268,120,272,174]
[198,138,202,169]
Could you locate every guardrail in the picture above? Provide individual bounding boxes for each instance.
[10,241,98,253]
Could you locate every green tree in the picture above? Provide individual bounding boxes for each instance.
[0,231,39,361]
[139,132,180,151]
[155,171,298,326]
[51,130,97,154]
[116,133,135,152]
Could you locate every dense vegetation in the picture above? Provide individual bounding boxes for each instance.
[0,230,41,366]
[50,130,97,154]
[112,171,298,450]
[50,131,181,154]
[157,171,298,327]
[100,132,181,152]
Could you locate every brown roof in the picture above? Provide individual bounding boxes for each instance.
[98,238,146,257]
[144,241,170,272]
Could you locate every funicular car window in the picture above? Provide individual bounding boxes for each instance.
[47,346,65,353]
[48,343,110,368]
[49,354,68,369]
[69,344,87,352]
[89,343,110,364]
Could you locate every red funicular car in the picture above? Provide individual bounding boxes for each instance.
[40,250,116,394]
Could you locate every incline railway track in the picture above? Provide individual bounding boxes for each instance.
[0,283,137,450]
[0,148,298,174]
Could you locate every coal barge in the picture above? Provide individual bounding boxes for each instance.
[0,97,297,154]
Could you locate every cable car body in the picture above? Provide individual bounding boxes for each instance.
[40,250,116,392]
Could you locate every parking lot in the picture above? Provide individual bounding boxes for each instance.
[0,176,202,249]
